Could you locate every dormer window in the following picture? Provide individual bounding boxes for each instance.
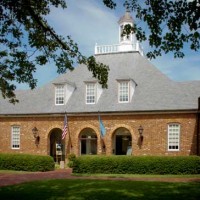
[118,81,129,103]
[55,85,65,105]
[54,81,76,106]
[117,79,137,103]
[85,80,103,105]
[86,83,96,104]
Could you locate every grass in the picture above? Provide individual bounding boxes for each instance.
[72,173,200,178]
[0,179,200,200]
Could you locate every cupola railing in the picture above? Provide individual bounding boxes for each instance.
[95,41,144,56]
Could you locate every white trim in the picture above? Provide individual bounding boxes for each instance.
[55,85,65,105]
[85,83,96,104]
[118,81,130,103]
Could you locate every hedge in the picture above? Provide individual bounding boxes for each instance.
[67,153,77,168]
[0,153,55,172]
[72,155,200,174]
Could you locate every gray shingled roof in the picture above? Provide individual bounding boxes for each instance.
[0,52,200,115]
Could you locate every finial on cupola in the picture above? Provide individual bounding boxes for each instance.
[124,1,130,12]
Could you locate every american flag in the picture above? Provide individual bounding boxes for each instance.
[62,114,68,140]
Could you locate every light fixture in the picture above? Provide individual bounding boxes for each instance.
[122,136,129,141]
[138,125,144,136]
[32,127,40,146]
[32,127,38,138]
[138,125,144,144]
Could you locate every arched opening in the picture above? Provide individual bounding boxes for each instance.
[112,127,132,155]
[79,128,97,155]
[49,128,65,162]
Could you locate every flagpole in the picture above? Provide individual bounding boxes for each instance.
[68,125,73,152]
[62,113,67,140]
[62,113,68,162]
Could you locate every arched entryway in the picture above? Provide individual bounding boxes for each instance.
[112,127,132,155]
[79,128,97,155]
[49,128,65,162]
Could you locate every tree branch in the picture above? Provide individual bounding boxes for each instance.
[26,5,69,51]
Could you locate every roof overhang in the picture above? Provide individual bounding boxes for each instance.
[0,109,199,118]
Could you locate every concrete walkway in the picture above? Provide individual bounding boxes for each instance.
[0,169,200,187]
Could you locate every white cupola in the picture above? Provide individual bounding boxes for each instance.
[118,10,138,52]
[95,10,143,56]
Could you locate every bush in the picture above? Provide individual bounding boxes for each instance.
[67,153,76,168]
[0,153,55,172]
[72,155,200,174]
[67,153,76,162]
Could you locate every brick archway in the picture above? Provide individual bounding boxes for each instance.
[112,127,133,155]
[79,128,97,156]
[72,124,101,156]
[48,128,65,162]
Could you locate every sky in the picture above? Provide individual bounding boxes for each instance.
[17,0,200,89]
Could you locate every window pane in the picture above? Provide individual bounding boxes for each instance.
[119,81,129,102]
[55,85,64,105]
[12,126,20,149]
[86,83,96,104]
[168,124,180,151]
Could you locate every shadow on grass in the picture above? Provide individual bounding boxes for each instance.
[0,179,200,200]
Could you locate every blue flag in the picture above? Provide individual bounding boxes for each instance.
[99,115,106,137]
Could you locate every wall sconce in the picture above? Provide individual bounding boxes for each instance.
[138,125,144,143]
[122,136,129,141]
[32,127,40,147]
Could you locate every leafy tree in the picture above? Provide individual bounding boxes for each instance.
[0,0,199,103]
[103,0,199,58]
[0,0,109,103]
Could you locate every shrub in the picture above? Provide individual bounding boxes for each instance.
[67,153,76,168]
[67,153,76,162]
[0,153,55,172]
[72,155,200,174]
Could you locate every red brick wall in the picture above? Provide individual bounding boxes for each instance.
[0,113,198,157]
[0,116,64,155]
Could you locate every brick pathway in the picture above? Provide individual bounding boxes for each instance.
[0,169,200,187]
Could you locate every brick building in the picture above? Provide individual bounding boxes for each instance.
[0,11,200,161]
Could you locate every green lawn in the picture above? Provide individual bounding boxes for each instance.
[0,179,200,200]
[72,173,200,178]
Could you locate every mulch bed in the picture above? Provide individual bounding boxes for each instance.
[0,169,200,187]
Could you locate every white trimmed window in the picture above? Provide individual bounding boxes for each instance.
[11,126,20,149]
[86,83,96,104]
[168,124,180,151]
[55,85,65,105]
[118,81,129,103]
